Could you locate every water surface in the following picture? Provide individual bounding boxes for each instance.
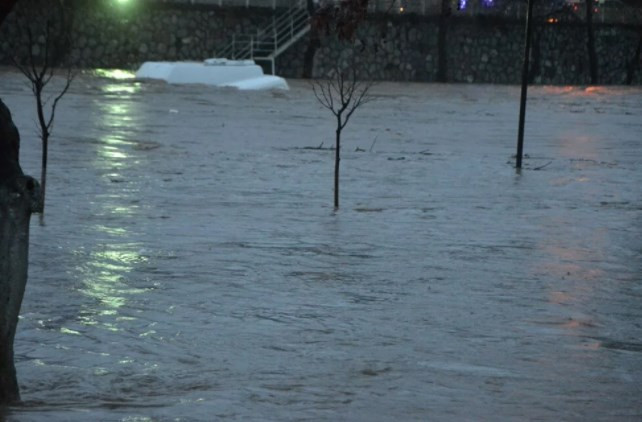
[2,70,641,421]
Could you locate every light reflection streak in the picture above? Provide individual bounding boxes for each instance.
[103,84,140,95]
[530,217,609,356]
[538,243,606,283]
[541,86,613,97]
[94,68,135,80]
[74,78,149,333]
[77,245,149,332]
[94,86,139,168]
[556,134,601,161]
[542,86,575,95]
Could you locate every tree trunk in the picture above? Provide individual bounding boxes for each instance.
[0,98,42,405]
[516,0,535,170]
[302,37,320,79]
[35,82,48,217]
[334,118,341,209]
[437,0,450,82]
[585,0,598,84]
[40,133,48,219]
[626,32,642,85]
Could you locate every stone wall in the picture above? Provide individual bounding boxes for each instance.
[279,15,642,85]
[0,0,275,69]
[1,0,640,84]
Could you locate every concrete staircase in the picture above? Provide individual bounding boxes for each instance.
[218,4,310,74]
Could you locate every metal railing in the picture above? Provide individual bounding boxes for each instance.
[215,0,640,73]
[218,1,310,73]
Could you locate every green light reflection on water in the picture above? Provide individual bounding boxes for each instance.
[77,69,152,333]
[94,68,135,80]
[92,225,128,236]
[78,245,150,331]
[106,103,133,116]
[101,146,129,161]
[95,87,139,166]
[103,84,140,95]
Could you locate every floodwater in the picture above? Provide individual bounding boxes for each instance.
[1,69,641,421]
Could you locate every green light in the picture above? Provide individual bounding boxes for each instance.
[94,68,135,80]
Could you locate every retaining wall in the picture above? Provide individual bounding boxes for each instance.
[1,0,640,84]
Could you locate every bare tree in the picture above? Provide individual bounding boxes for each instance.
[312,56,374,209]
[11,0,74,220]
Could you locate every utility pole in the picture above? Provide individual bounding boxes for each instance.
[516,0,535,170]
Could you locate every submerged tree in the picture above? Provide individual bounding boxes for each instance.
[309,0,377,209]
[312,56,374,209]
[10,0,74,220]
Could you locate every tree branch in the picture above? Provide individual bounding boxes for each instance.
[47,68,74,132]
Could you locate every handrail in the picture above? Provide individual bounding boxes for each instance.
[218,1,310,62]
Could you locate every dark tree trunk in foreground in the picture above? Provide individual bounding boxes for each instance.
[1,0,44,405]
[585,0,598,84]
[0,98,42,405]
